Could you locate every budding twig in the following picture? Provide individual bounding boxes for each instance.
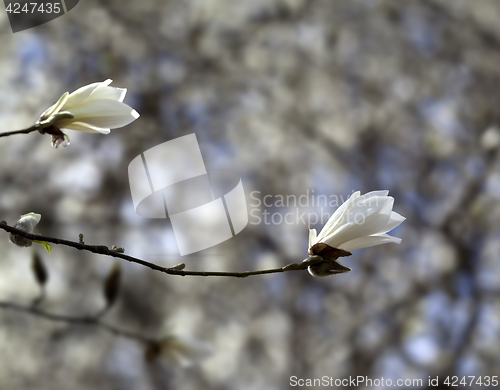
[0,124,41,138]
[0,113,75,139]
[0,221,314,278]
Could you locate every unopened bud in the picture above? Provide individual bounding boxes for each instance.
[9,212,41,248]
[111,245,125,253]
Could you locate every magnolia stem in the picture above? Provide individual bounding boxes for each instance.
[0,125,41,138]
[0,300,154,343]
[0,221,313,278]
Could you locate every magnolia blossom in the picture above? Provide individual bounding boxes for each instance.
[308,190,405,277]
[9,212,41,247]
[37,79,139,144]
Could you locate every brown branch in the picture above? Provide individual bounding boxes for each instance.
[0,221,312,278]
[0,124,41,138]
[0,300,154,344]
[0,113,74,139]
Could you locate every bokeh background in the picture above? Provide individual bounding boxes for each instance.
[1,0,500,389]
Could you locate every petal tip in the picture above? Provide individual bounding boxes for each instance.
[118,88,127,102]
[131,109,140,119]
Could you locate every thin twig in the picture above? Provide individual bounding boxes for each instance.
[0,300,154,343]
[0,221,312,277]
[0,125,40,138]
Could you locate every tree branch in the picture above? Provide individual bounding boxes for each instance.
[0,124,41,138]
[0,221,313,278]
[0,113,75,139]
[0,300,154,343]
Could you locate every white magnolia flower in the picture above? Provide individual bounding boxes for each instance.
[9,212,41,247]
[37,79,139,136]
[307,190,405,277]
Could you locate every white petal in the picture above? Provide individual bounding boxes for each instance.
[66,99,140,128]
[308,228,317,248]
[15,214,41,233]
[20,212,41,223]
[316,191,360,242]
[63,79,113,109]
[60,121,111,134]
[376,211,405,234]
[88,86,127,102]
[39,104,56,120]
[337,233,402,252]
[345,196,393,222]
[322,197,394,248]
[40,92,69,119]
[358,190,389,200]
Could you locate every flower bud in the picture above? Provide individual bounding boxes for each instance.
[9,212,41,247]
[36,79,140,138]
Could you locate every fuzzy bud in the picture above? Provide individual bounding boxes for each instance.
[9,212,41,247]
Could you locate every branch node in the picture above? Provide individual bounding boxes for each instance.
[95,245,109,254]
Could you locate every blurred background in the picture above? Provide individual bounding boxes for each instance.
[1,0,500,388]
